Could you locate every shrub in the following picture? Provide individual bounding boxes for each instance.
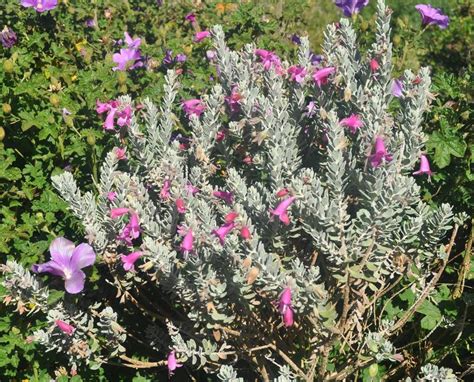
[2,1,468,380]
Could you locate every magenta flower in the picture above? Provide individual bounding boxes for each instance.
[370,58,379,73]
[113,48,143,71]
[255,49,283,74]
[415,4,449,29]
[413,154,433,176]
[313,67,336,87]
[225,88,242,113]
[334,0,369,17]
[160,179,171,200]
[287,65,307,83]
[107,191,117,202]
[123,32,141,49]
[175,198,186,214]
[278,288,294,327]
[185,13,196,23]
[114,147,127,160]
[121,251,143,272]
[194,31,210,42]
[213,190,234,205]
[55,320,75,336]
[340,114,363,134]
[369,137,393,168]
[97,100,132,131]
[392,79,404,98]
[21,0,57,12]
[276,188,289,198]
[270,196,296,225]
[185,183,200,196]
[110,207,129,219]
[212,222,236,245]
[225,212,239,223]
[32,237,96,294]
[117,106,132,127]
[180,229,194,254]
[167,351,182,376]
[0,26,17,48]
[182,99,206,118]
[240,226,251,240]
[118,213,141,245]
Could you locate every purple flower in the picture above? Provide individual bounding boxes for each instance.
[84,19,96,28]
[112,48,143,71]
[121,251,143,272]
[278,288,294,327]
[415,4,449,29]
[391,79,404,98]
[21,0,58,13]
[413,154,433,176]
[117,213,141,245]
[206,49,217,61]
[287,65,307,83]
[270,196,296,225]
[182,99,206,117]
[175,53,187,63]
[334,0,369,17]
[32,237,96,294]
[185,12,196,23]
[306,101,317,116]
[162,49,174,65]
[212,222,236,245]
[194,31,210,42]
[124,32,141,49]
[180,229,194,254]
[55,320,75,336]
[0,26,17,48]
[340,114,363,134]
[291,34,301,45]
[369,137,393,168]
[310,52,323,66]
[313,67,336,87]
[168,351,182,376]
[213,190,234,205]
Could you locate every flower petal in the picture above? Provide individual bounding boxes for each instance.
[64,270,86,294]
[49,237,75,267]
[70,243,96,271]
[32,260,65,277]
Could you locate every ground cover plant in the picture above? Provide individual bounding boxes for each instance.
[1,0,472,380]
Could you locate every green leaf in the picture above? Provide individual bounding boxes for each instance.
[427,131,467,168]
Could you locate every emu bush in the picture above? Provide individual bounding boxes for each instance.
[1,1,466,380]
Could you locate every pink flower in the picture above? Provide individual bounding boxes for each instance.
[212,222,236,245]
[270,196,296,225]
[313,67,336,87]
[182,99,206,118]
[243,155,253,165]
[96,99,132,131]
[121,251,143,272]
[114,147,127,160]
[116,106,132,127]
[278,288,294,327]
[118,213,141,245]
[21,0,57,13]
[216,130,227,142]
[287,65,307,83]
[206,50,217,61]
[369,137,393,168]
[213,191,233,205]
[225,88,242,113]
[55,320,75,336]
[255,49,283,74]
[160,179,171,200]
[240,226,251,240]
[175,198,186,214]
[340,114,363,134]
[413,154,433,176]
[194,31,210,42]
[107,191,117,201]
[123,32,141,49]
[167,351,182,376]
[185,12,196,23]
[185,183,200,196]
[180,229,194,253]
[112,48,143,71]
[370,58,380,72]
[110,207,129,219]
[225,212,239,223]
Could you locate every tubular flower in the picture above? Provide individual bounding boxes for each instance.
[225,88,242,113]
[413,154,433,176]
[370,58,380,72]
[185,183,200,196]
[32,237,96,294]
[167,351,182,376]
[313,67,336,87]
[225,212,239,223]
[180,229,194,254]
[185,12,196,23]
[254,49,283,74]
[55,320,75,336]
[340,114,363,134]
[213,191,234,205]
[212,222,236,245]
[270,196,296,225]
[287,65,307,83]
[415,4,449,29]
[369,137,393,168]
[240,226,251,240]
[334,0,369,17]
[160,179,171,200]
[110,207,129,219]
[117,213,141,245]
[193,31,210,42]
[121,251,143,272]
[182,99,206,118]
[107,191,117,201]
[175,198,186,214]
[0,26,17,48]
[278,288,294,327]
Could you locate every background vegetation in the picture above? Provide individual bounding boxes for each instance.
[0,0,472,380]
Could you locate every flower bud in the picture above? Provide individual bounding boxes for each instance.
[3,59,14,74]
[2,103,12,114]
[49,94,60,107]
[87,134,96,146]
[0,127,5,141]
